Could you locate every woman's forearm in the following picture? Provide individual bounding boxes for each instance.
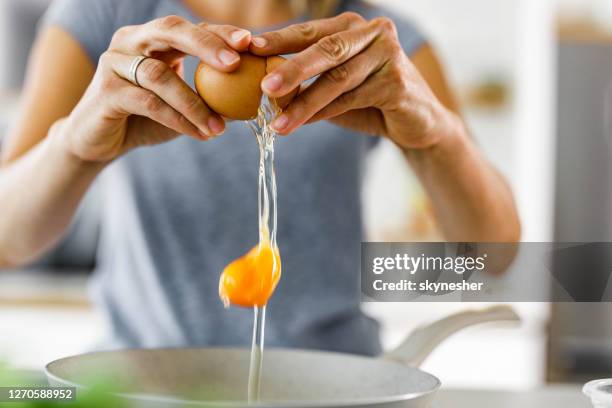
[404,113,521,242]
[0,119,104,267]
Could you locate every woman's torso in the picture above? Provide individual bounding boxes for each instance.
[42,0,424,355]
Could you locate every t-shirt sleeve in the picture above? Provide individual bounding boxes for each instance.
[39,0,119,64]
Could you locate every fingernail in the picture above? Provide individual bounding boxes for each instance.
[272,114,290,131]
[218,49,239,66]
[252,36,268,48]
[208,116,225,135]
[231,30,250,43]
[262,74,283,92]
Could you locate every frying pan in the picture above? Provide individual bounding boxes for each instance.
[46,305,519,407]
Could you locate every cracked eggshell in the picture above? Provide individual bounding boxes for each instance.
[195,53,299,120]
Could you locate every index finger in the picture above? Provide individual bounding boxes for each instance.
[110,15,245,72]
[260,20,383,97]
[249,11,365,56]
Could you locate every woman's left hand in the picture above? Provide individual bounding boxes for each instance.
[250,12,456,149]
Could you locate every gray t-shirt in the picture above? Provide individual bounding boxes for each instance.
[42,0,424,356]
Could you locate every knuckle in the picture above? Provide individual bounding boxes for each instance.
[317,35,349,63]
[192,29,214,48]
[290,22,317,41]
[324,64,351,85]
[140,59,172,84]
[155,15,186,30]
[98,51,112,67]
[184,94,204,115]
[110,25,132,46]
[334,91,352,107]
[285,58,306,80]
[142,92,164,113]
[341,11,365,26]
[265,31,284,46]
[373,17,398,36]
[176,113,193,129]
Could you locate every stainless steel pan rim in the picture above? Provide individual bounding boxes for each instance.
[45,346,441,408]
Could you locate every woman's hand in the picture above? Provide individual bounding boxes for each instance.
[62,15,252,162]
[250,12,455,150]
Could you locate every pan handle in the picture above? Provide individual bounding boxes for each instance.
[381,305,520,367]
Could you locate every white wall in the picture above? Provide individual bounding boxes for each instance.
[514,0,556,241]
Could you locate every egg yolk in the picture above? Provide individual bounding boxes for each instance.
[219,242,281,308]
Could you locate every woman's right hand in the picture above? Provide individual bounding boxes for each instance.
[60,15,251,163]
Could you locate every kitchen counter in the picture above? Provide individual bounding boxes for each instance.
[437,385,589,407]
[0,268,90,307]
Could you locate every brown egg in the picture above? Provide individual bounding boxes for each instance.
[195,53,299,120]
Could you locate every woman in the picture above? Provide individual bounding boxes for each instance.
[0,0,519,354]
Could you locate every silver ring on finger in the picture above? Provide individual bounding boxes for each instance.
[129,55,149,87]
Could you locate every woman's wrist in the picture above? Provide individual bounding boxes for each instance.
[402,109,472,168]
[48,118,107,172]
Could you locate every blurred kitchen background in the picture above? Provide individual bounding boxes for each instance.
[0,0,611,391]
